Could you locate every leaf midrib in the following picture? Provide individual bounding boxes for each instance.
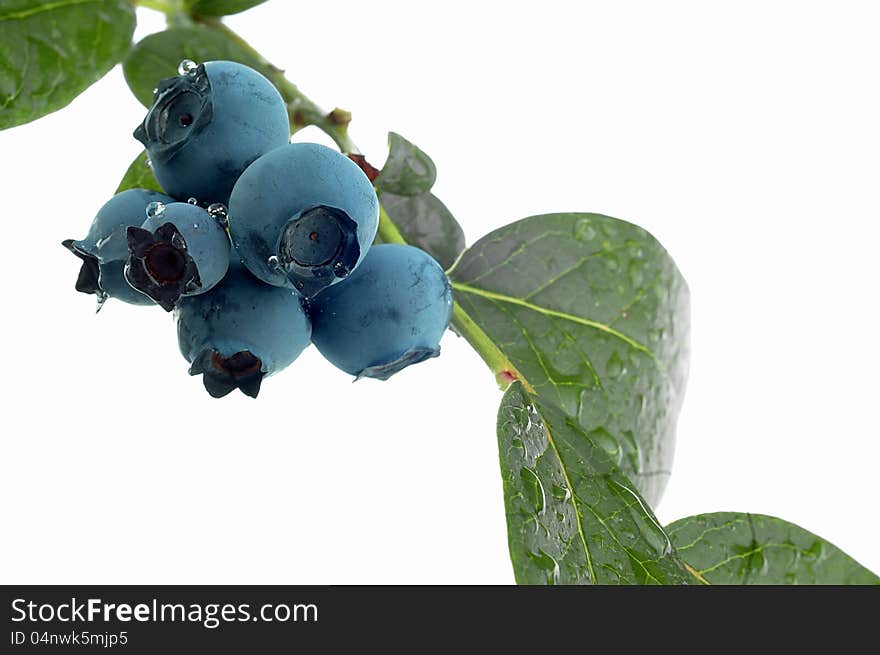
[539,411,598,584]
[0,0,104,23]
[452,281,657,360]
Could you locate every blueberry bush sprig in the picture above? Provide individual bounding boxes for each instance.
[5,0,875,585]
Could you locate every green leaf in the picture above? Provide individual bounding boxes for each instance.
[123,26,262,107]
[378,191,466,270]
[184,0,267,16]
[0,0,135,130]
[498,382,694,584]
[667,512,880,585]
[374,132,437,195]
[116,151,162,194]
[450,213,689,506]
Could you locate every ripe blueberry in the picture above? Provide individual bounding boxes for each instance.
[309,244,453,380]
[125,202,230,311]
[228,142,379,298]
[63,188,172,308]
[175,265,312,398]
[133,61,290,205]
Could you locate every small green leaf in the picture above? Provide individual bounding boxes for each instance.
[123,27,262,107]
[0,0,135,130]
[184,0,267,16]
[116,151,162,194]
[374,132,437,195]
[667,512,880,585]
[378,191,465,270]
[451,214,689,506]
[498,382,694,585]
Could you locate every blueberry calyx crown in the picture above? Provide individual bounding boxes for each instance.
[62,239,106,303]
[188,349,264,398]
[125,223,201,312]
[133,64,213,163]
[275,205,360,298]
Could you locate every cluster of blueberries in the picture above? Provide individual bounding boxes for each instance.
[64,60,453,398]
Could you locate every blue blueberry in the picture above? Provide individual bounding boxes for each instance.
[175,266,312,398]
[228,142,379,298]
[133,60,290,205]
[125,202,230,311]
[63,188,172,308]
[309,244,453,380]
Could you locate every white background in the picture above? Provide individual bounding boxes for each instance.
[1,0,878,583]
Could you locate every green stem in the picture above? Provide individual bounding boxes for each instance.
[451,303,534,391]
[377,204,407,244]
[196,18,358,153]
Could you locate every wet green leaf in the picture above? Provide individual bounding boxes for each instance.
[123,26,262,107]
[374,132,437,196]
[451,213,689,505]
[378,191,465,270]
[116,151,162,194]
[0,0,135,130]
[498,383,694,584]
[667,512,880,585]
[184,0,267,16]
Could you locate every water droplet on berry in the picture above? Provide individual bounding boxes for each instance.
[267,255,281,271]
[187,197,198,205]
[178,59,198,76]
[95,290,108,313]
[333,261,351,277]
[145,158,153,168]
[145,201,166,220]
[207,203,229,227]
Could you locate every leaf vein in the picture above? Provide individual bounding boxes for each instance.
[453,281,657,361]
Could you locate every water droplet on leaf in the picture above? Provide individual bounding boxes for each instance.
[527,549,560,584]
[574,218,597,242]
[606,352,624,378]
[520,467,546,515]
[588,426,620,457]
[551,484,571,502]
